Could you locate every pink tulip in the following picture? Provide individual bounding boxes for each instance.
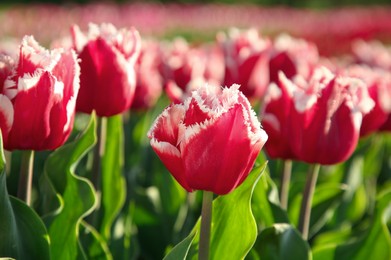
[71,23,141,117]
[269,34,319,83]
[288,67,374,164]
[261,72,299,160]
[0,36,80,151]
[131,40,163,110]
[343,65,391,136]
[218,28,271,100]
[148,84,268,195]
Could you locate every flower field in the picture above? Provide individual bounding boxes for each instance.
[0,3,391,260]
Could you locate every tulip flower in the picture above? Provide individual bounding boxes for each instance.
[131,40,163,110]
[0,35,80,205]
[287,67,374,165]
[343,65,391,136]
[269,34,319,83]
[149,83,267,194]
[71,23,141,117]
[160,38,224,94]
[148,83,267,258]
[217,28,271,100]
[0,35,80,151]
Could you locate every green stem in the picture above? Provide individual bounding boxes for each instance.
[199,191,213,260]
[4,150,11,176]
[298,164,320,240]
[92,116,107,191]
[17,150,34,206]
[280,159,292,210]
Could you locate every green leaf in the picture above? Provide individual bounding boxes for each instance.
[186,162,268,259]
[0,134,50,259]
[100,115,126,240]
[44,114,98,260]
[251,170,290,229]
[313,188,391,260]
[252,223,312,260]
[79,220,113,260]
[163,231,197,260]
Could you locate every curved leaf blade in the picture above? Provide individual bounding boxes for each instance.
[44,114,98,260]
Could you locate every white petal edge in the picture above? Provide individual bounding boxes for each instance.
[0,94,14,132]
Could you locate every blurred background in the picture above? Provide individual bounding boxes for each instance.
[1,0,391,7]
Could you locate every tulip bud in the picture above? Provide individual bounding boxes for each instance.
[148,84,268,195]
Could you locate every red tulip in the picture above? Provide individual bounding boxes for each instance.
[261,72,299,160]
[160,38,224,93]
[343,65,391,136]
[288,67,374,165]
[148,84,268,195]
[0,36,80,151]
[131,40,163,110]
[269,34,319,83]
[218,28,271,100]
[71,23,141,117]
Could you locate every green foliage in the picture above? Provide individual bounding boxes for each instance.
[166,161,267,259]
[251,223,311,260]
[0,135,50,260]
[43,114,106,260]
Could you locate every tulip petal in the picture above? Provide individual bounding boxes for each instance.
[148,104,186,147]
[150,139,191,192]
[76,38,136,116]
[0,94,13,144]
[7,71,56,150]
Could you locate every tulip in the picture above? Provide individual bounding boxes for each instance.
[160,38,224,94]
[217,28,271,100]
[269,34,319,84]
[131,40,163,110]
[343,65,391,136]
[71,23,141,117]
[0,35,80,205]
[148,83,268,195]
[149,83,267,259]
[0,35,80,151]
[287,67,374,165]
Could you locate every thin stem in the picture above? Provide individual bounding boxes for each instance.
[298,164,320,240]
[91,116,107,191]
[4,150,12,176]
[199,191,213,260]
[280,159,292,210]
[17,150,34,206]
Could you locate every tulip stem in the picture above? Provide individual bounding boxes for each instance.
[199,191,213,260]
[17,150,34,206]
[298,163,320,240]
[92,116,107,191]
[280,159,292,210]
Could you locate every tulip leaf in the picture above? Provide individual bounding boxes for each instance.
[313,188,391,260]
[79,220,113,259]
[251,169,290,229]
[163,231,197,260]
[0,134,50,259]
[250,223,311,260]
[184,161,268,259]
[100,115,126,240]
[44,114,98,260]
